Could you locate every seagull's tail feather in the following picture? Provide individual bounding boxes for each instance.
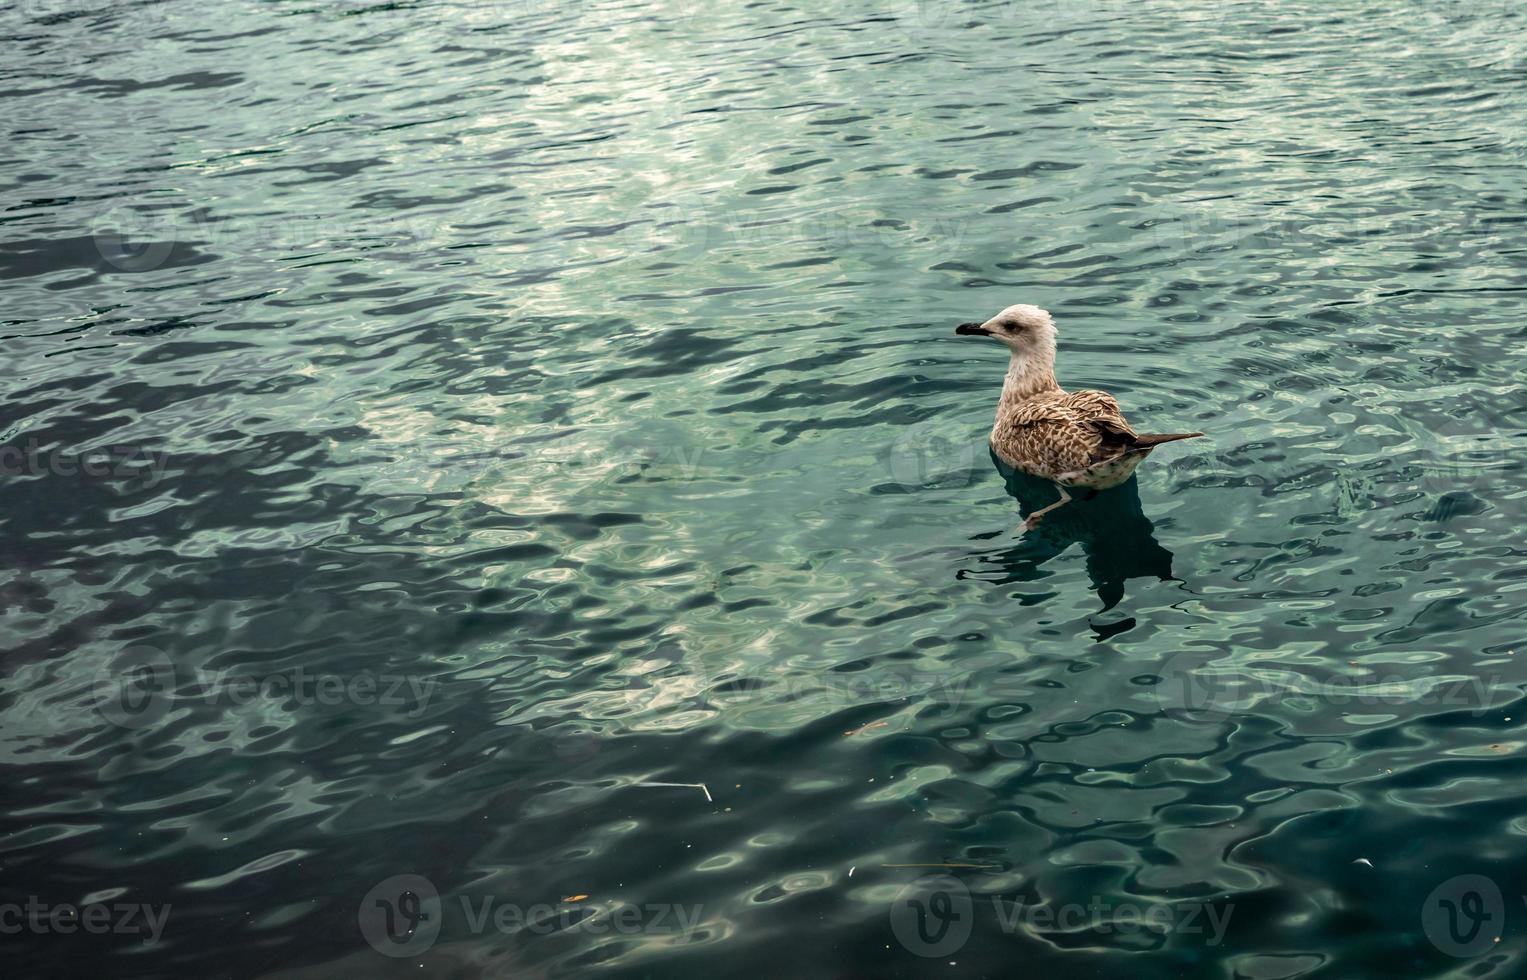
[1129,432,1204,448]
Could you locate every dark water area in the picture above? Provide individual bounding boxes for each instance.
[3,1,1525,977]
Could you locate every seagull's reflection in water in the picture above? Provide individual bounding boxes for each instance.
[959,451,1178,637]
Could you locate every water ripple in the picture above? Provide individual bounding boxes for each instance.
[3,1,1525,977]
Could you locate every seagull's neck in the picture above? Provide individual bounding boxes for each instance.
[1000,351,1061,407]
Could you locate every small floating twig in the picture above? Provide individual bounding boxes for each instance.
[636,781,713,802]
[844,720,889,737]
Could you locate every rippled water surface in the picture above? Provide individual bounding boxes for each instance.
[5,1,1526,977]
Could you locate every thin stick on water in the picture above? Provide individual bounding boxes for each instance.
[636,781,713,802]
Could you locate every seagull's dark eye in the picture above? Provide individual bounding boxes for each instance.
[1005,320,1023,332]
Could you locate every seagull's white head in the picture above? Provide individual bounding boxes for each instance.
[955,304,1057,366]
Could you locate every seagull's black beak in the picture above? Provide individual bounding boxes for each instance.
[955,322,990,337]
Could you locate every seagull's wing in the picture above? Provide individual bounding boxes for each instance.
[1000,398,1106,474]
[1062,390,1141,462]
[1064,390,1135,437]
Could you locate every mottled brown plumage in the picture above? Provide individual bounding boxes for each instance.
[956,304,1202,528]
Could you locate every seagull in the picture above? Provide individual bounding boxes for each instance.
[956,304,1203,530]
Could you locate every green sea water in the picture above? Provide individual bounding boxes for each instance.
[3,1,1525,977]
